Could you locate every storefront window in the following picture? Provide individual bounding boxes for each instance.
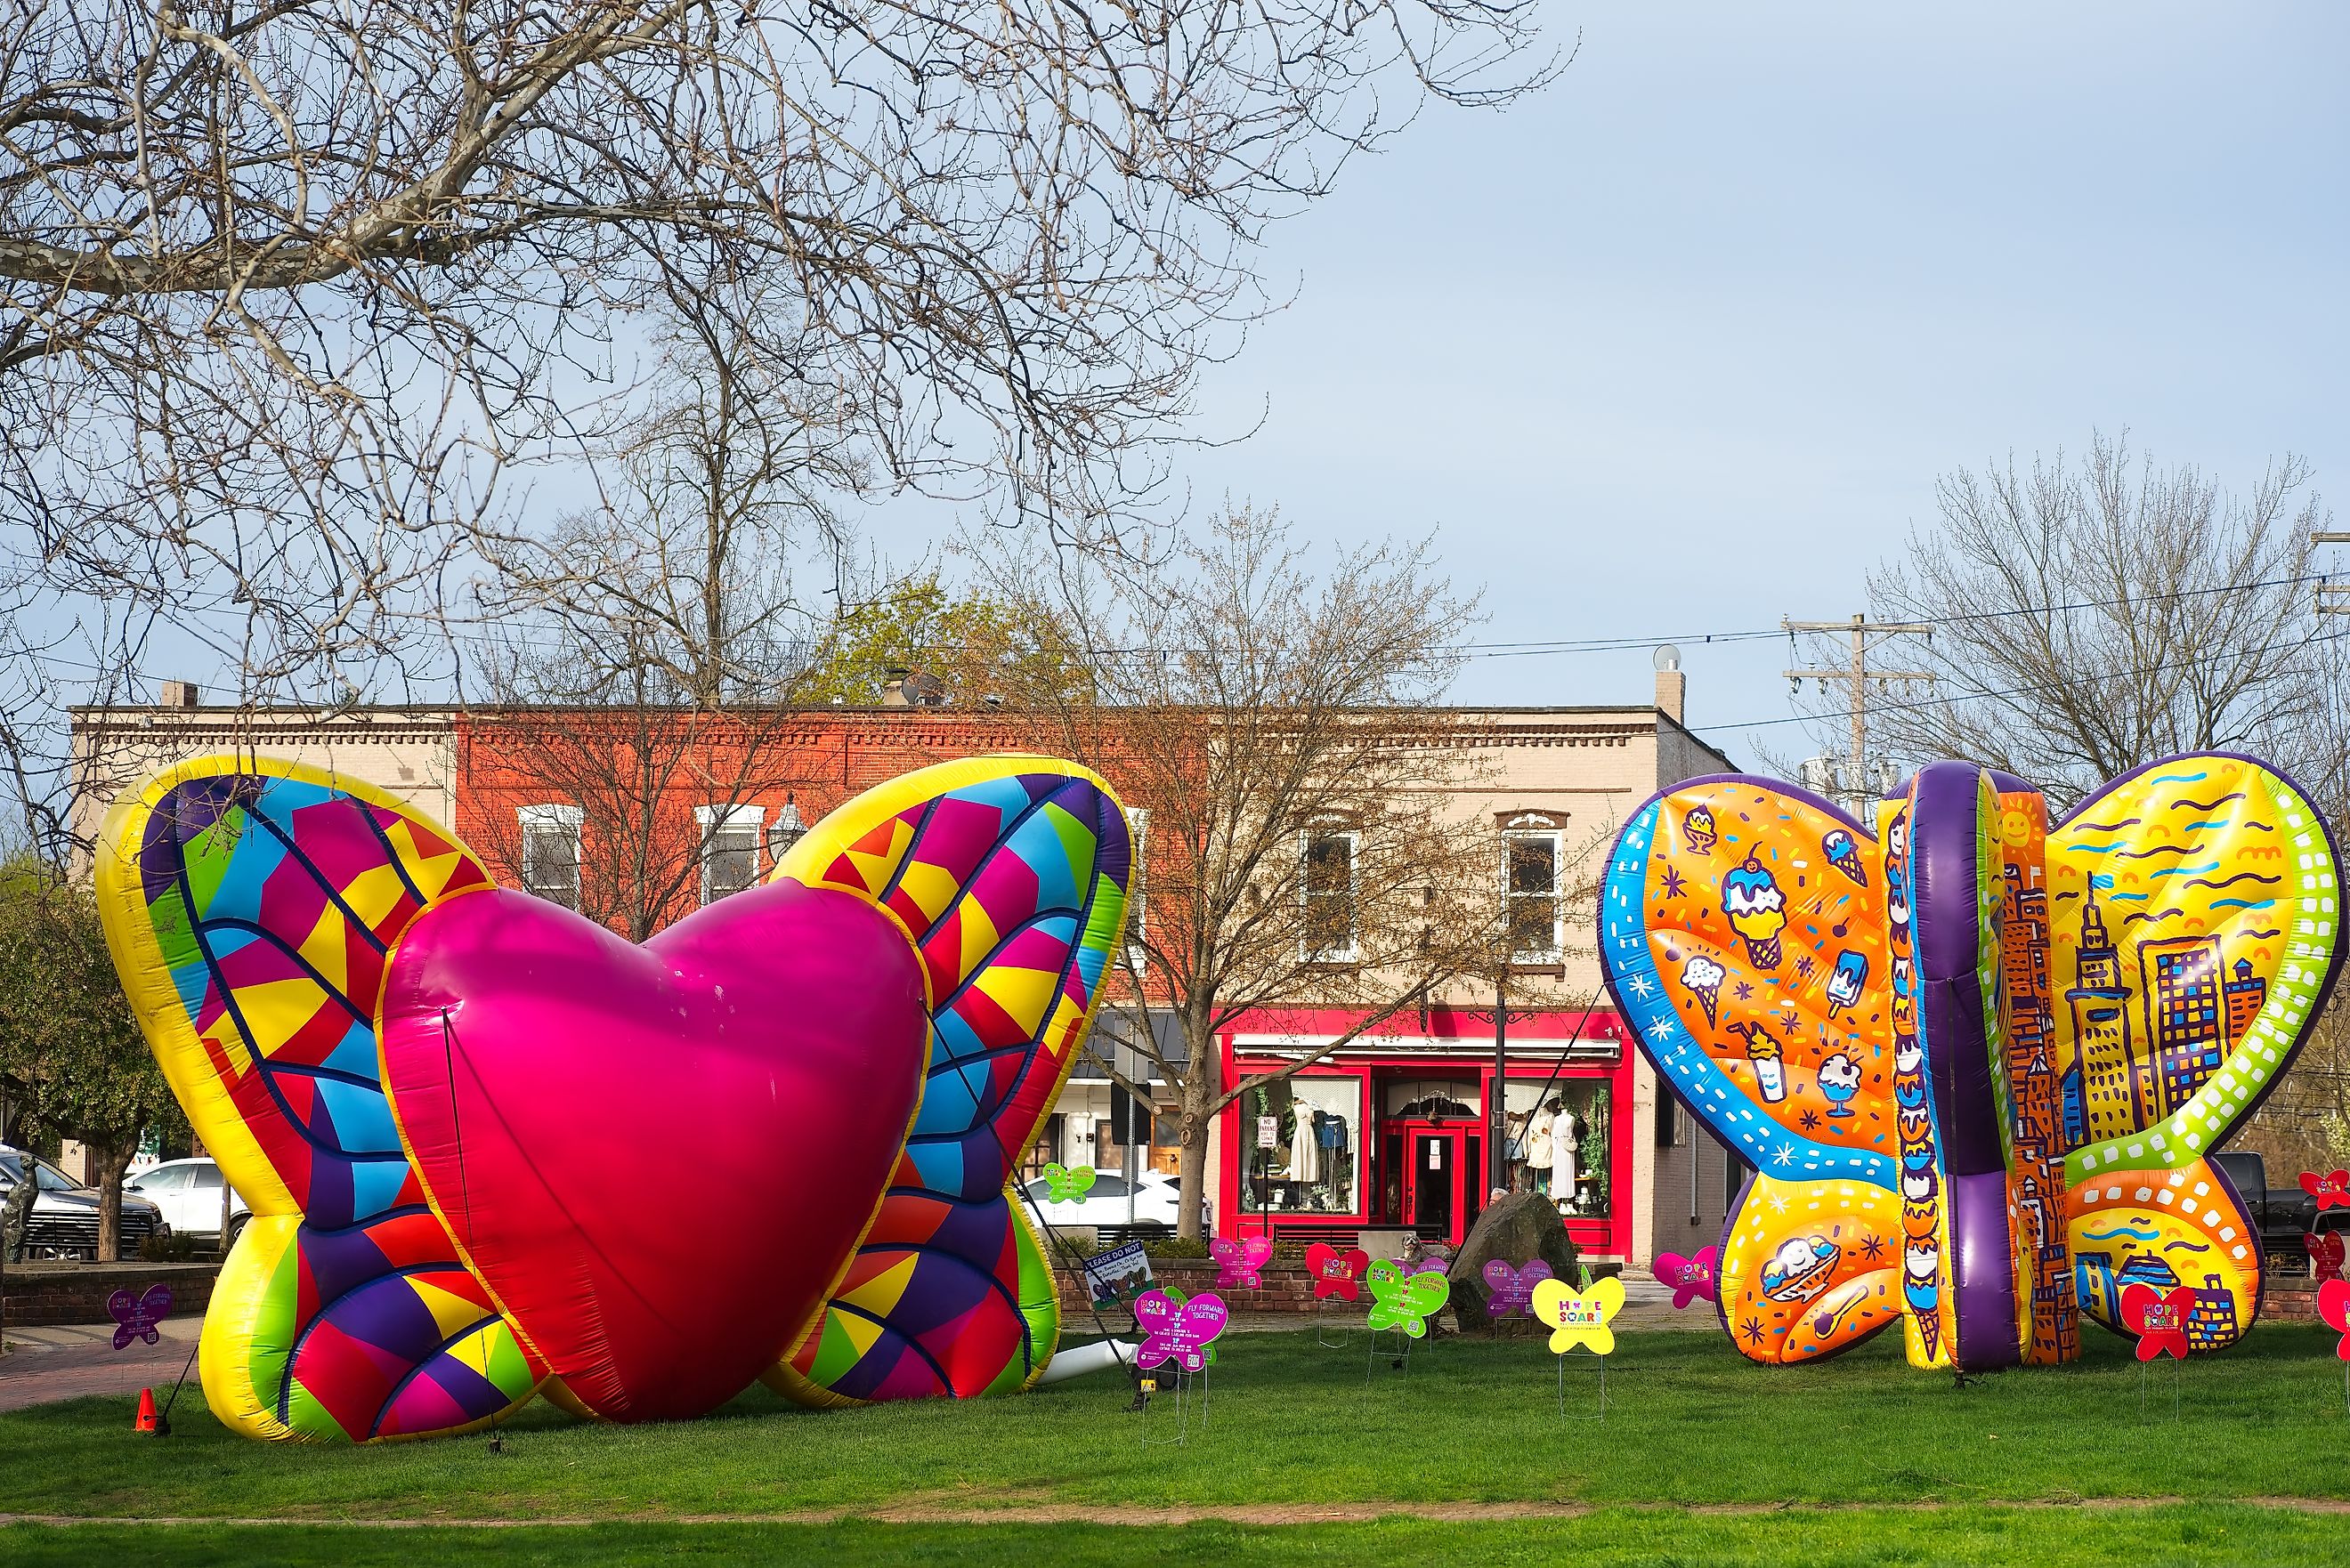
[1381,1079,1480,1120]
[1242,1074,1363,1216]
[1502,1078,1612,1219]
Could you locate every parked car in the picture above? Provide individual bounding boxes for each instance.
[0,1146,166,1260]
[1020,1168,1184,1231]
[126,1157,251,1244]
[2213,1150,2347,1265]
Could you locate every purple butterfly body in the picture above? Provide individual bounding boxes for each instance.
[1135,1288,1228,1372]
[108,1284,173,1350]
[1652,1246,1718,1310]
[1480,1258,1553,1317]
[1210,1236,1275,1290]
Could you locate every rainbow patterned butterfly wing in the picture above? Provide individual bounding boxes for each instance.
[1601,775,1908,1363]
[2046,755,2345,1353]
[763,756,1130,1405]
[95,759,543,1441]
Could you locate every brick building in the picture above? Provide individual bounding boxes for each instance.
[71,667,1737,1265]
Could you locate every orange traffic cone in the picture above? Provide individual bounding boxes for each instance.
[134,1386,162,1435]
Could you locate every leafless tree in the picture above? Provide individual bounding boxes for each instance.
[466,287,847,938]
[1,0,1561,860]
[1855,433,2333,809]
[966,507,1516,1237]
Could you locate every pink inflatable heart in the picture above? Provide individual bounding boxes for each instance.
[377,882,926,1423]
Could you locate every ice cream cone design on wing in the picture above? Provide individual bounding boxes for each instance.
[1722,854,1787,969]
[1679,954,1725,1025]
[1730,1020,1787,1103]
[1820,828,1868,887]
[1681,804,1717,855]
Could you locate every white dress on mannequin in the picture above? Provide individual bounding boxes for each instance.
[1524,1106,1555,1170]
[1290,1113,1320,1184]
[1552,1111,1578,1205]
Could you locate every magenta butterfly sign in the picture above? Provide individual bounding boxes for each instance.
[1134,1289,1228,1373]
[1652,1247,1718,1310]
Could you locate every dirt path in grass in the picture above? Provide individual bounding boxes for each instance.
[7,1497,2350,1527]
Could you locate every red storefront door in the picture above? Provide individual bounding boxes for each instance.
[1374,1120,1483,1246]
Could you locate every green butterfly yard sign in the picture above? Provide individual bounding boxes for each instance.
[1043,1163,1098,1201]
[1365,1260,1449,1338]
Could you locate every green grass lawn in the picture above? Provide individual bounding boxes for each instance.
[5,1324,2346,1564]
[1,1510,2343,1568]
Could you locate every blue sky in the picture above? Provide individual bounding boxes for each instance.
[1154,4,2347,759]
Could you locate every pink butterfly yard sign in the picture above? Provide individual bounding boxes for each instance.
[1481,1259,1553,1319]
[1652,1247,1718,1310]
[2320,1279,2350,1360]
[1211,1236,1274,1291]
[1135,1288,1228,1373]
[109,1284,173,1350]
[2305,1171,2350,1212]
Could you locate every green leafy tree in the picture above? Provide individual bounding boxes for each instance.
[0,857,182,1260]
[794,575,1060,706]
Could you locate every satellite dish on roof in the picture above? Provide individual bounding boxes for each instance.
[1653,644,1682,673]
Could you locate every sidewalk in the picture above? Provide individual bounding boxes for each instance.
[0,1277,1706,1417]
[0,1319,201,1414]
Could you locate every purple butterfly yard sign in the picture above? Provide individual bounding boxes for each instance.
[1135,1288,1228,1374]
[1651,1247,1718,1311]
[109,1284,173,1349]
[1482,1259,1553,1318]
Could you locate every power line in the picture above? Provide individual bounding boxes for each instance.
[1698,621,2350,737]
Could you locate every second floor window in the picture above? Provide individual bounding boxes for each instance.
[518,804,581,910]
[698,804,764,904]
[1504,821,1562,961]
[1301,828,1358,962]
[1123,807,1149,973]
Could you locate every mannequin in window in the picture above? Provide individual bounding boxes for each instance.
[1551,1102,1580,1211]
[1291,1105,1321,1186]
[1524,1098,1556,1194]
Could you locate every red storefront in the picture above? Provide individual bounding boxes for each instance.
[1214,1006,1634,1259]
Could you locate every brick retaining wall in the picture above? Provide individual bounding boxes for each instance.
[1055,1257,1326,1314]
[2265,1282,2325,1322]
[1,1262,219,1329]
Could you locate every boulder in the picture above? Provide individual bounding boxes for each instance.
[1446,1192,1580,1332]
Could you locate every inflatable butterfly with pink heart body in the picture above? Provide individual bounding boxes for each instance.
[95,754,1130,1441]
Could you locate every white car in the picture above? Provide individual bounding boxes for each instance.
[1020,1168,1184,1230]
[126,1158,250,1243]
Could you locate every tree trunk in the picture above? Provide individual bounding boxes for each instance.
[1173,1019,1222,1240]
[1175,1098,1211,1241]
[91,1138,134,1262]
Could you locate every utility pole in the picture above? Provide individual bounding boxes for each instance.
[1782,613,1935,814]
[2317,531,2350,617]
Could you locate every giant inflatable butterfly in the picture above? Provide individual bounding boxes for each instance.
[1600,755,2341,1370]
[96,754,1129,1439]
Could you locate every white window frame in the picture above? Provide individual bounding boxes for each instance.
[1299,826,1360,964]
[696,804,766,905]
[517,804,583,910]
[1502,815,1565,963]
[1123,807,1149,975]
[766,799,808,869]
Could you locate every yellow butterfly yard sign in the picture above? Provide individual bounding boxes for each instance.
[1534,1275,1624,1420]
